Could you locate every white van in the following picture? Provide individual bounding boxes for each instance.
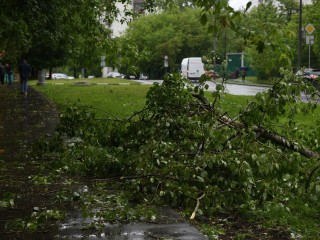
[181,57,205,80]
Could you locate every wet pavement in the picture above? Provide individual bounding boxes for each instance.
[0,82,60,239]
[0,82,208,239]
[0,83,59,160]
[57,206,208,239]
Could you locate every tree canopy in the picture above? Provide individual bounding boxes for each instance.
[0,0,111,74]
[0,0,250,76]
[0,0,319,78]
[115,8,213,78]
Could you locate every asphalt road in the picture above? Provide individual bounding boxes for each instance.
[135,79,270,96]
[136,79,319,104]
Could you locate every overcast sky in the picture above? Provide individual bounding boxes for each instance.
[229,0,254,10]
[229,0,312,10]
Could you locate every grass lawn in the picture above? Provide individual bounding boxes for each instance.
[31,79,150,118]
[30,77,141,85]
[32,78,255,117]
[32,78,320,125]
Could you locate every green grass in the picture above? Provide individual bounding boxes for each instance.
[32,80,150,118]
[32,78,254,119]
[258,200,320,240]
[32,78,320,126]
[217,93,253,117]
[30,77,140,85]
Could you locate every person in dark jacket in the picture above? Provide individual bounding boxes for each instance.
[0,64,4,84]
[19,60,31,95]
[240,68,246,82]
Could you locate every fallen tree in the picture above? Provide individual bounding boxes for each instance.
[49,70,320,220]
[192,91,320,159]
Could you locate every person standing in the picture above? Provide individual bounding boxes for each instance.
[4,63,13,85]
[19,60,31,95]
[0,64,4,84]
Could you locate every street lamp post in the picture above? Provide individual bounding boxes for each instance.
[164,55,168,74]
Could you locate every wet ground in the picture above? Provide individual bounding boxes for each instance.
[57,206,208,239]
[0,83,60,239]
[0,82,208,239]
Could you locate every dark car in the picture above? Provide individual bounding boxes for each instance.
[296,68,320,89]
[303,68,320,79]
[304,69,320,89]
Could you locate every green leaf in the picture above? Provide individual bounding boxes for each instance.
[245,2,252,12]
[197,176,204,182]
[216,84,224,91]
[200,13,208,25]
[251,154,257,160]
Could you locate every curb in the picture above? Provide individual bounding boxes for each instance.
[29,80,271,88]
[29,82,141,86]
[217,79,272,88]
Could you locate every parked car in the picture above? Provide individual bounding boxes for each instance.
[52,73,74,80]
[181,57,205,80]
[107,72,122,78]
[139,73,148,80]
[119,74,127,79]
[303,68,320,80]
[296,68,320,89]
[123,75,137,79]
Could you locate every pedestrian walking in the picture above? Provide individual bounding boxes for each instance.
[4,63,13,85]
[0,64,4,84]
[240,68,246,82]
[19,60,31,96]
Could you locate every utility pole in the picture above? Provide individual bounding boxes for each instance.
[298,0,302,69]
[213,32,217,66]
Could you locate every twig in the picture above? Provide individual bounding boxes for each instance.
[41,190,59,196]
[144,231,162,239]
[190,193,205,220]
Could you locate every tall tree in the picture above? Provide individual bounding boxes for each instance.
[302,0,320,68]
[0,0,113,74]
[243,0,295,80]
[116,8,213,78]
[278,0,300,22]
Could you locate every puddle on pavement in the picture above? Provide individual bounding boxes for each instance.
[55,192,208,240]
[56,214,209,239]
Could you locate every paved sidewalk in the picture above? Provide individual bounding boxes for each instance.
[0,82,59,160]
[0,82,60,239]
